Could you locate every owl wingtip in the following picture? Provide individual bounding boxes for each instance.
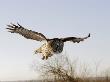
[88,33,90,37]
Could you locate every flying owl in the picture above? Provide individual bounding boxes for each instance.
[7,23,90,60]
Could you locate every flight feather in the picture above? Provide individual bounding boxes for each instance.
[7,23,47,41]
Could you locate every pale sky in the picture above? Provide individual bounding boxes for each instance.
[0,0,110,81]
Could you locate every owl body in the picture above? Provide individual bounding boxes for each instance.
[35,38,64,59]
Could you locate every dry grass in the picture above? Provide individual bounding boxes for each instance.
[33,54,110,82]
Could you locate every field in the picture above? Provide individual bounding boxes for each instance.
[31,54,110,82]
[1,54,109,82]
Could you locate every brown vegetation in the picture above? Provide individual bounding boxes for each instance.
[33,54,110,82]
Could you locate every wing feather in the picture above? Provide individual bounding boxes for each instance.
[61,33,90,43]
[6,23,47,41]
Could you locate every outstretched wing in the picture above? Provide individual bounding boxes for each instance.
[7,23,47,41]
[61,33,90,43]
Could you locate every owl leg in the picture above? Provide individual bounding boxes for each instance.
[42,56,45,60]
[44,53,53,59]
[42,52,49,60]
[41,55,48,60]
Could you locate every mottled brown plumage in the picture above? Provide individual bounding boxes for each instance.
[7,23,90,60]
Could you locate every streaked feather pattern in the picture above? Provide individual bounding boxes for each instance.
[7,23,90,60]
[7,23,47,41]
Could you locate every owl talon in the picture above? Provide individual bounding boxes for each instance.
[42,56,45,60]
[45,56,48,60]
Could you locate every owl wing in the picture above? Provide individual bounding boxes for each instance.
[61,33,90,43]
[7,23,47,41]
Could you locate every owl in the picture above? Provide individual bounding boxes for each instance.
[7,23,90,60]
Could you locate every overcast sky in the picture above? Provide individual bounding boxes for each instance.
[0,0,110,81]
